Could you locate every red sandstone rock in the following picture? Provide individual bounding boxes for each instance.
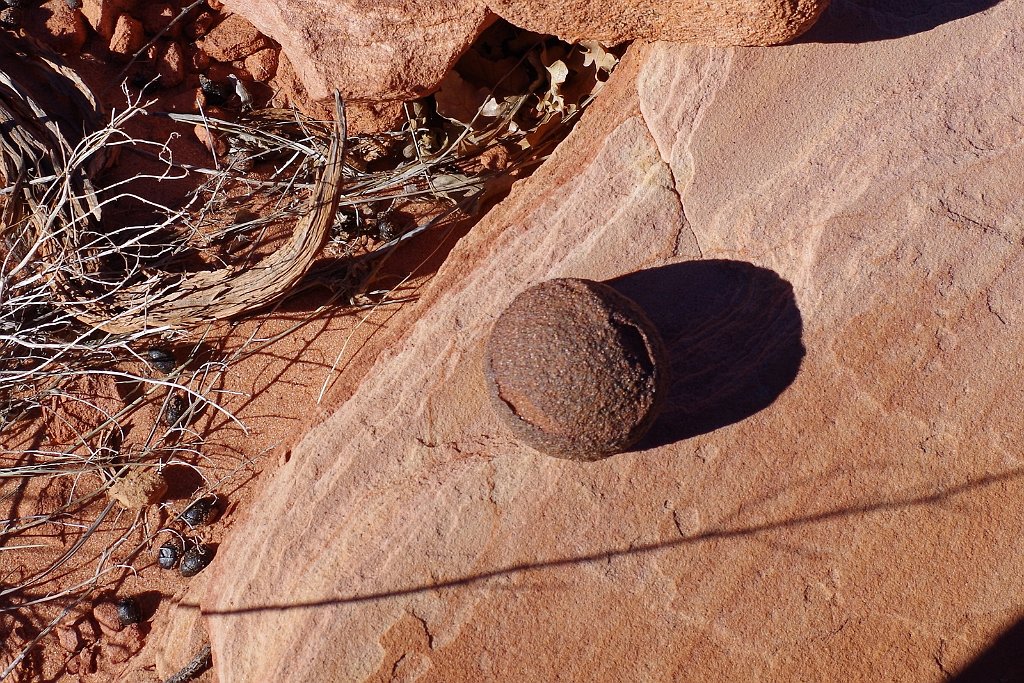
[80,0,134,40]
[103,624,144,665]
[157,41,186,87]
[184,7,215,40]
[243,46,278,82]
[184,44,210,72]
[488,0,828,45]
[55,625,81,653]
[201,1,1024,680]
[220,0,827,103]
[138,1,178,37]
[198,13,270,62]
[92,602,123,634]
[193,123,227,157]
[107,13,143,59]
[27,0,87,53]
[219,0,493,100]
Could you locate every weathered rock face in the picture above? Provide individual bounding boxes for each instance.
[203,0,1024,680]
[218,0,494,101]
[221,0,830,102]
[488,0,829,45]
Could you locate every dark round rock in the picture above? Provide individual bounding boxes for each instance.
[115,597,141,625]
[178,495,219,528]
[162,394,188,427]
[146,348,176,373]
[179,544,214,577]
[157,540,181,569]
[483,278,669,461]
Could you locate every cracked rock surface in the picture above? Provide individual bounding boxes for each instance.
[201,1,1024,680]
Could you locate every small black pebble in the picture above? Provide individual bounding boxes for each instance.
[116,597,142,626]
[179,495,219,528]
[163,394,188,427]
[146,348,176,373]
[179,544,214,577]
[157,540,181,569]
[199,74,231,105]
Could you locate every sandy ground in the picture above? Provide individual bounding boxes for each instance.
[0,3,481,679]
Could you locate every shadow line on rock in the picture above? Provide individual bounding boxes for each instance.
[799,0,1002,43]
[605,259,805,448]
[196,468,1024,615]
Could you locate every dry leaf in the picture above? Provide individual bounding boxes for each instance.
[580,40,618,73]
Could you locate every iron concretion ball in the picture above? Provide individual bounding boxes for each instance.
[483,278,669,460]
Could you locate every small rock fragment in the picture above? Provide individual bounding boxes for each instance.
[194,122,226,156]
[79,0,129,39]
[0,6,22,26]
[108,13,144,59]
[56,625,81,653]
[484,278,669,460]
[93,601,123,633]
[107,467,168,510]
[105,623,143,664]
[28,0,87,53]
[138,0,177,36]
[185,44,210,72]
[244,46,278,82]
[184,7,214,39]
[157,41,186,87]
[198,13,270,62]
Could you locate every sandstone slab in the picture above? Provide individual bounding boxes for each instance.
[203,0,1024,680]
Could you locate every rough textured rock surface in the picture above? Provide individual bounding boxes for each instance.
[218,0,493,101]
[27,0,88,54]
[488,0,829,45]
[201,1,1024,680]
[221,0,828,103]
[80,0,135,40]
[485,278,668,460]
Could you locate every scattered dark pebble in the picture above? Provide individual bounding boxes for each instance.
[163,394,188,427]
[179,495,219,528]
[116,597,142,626]
[146,347,176,373]
[199,74,231,105]
[157,540,181,569]
[179,544,214,577]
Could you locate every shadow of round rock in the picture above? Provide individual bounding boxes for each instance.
[607,259,804,447]
[799,0,1002,44]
